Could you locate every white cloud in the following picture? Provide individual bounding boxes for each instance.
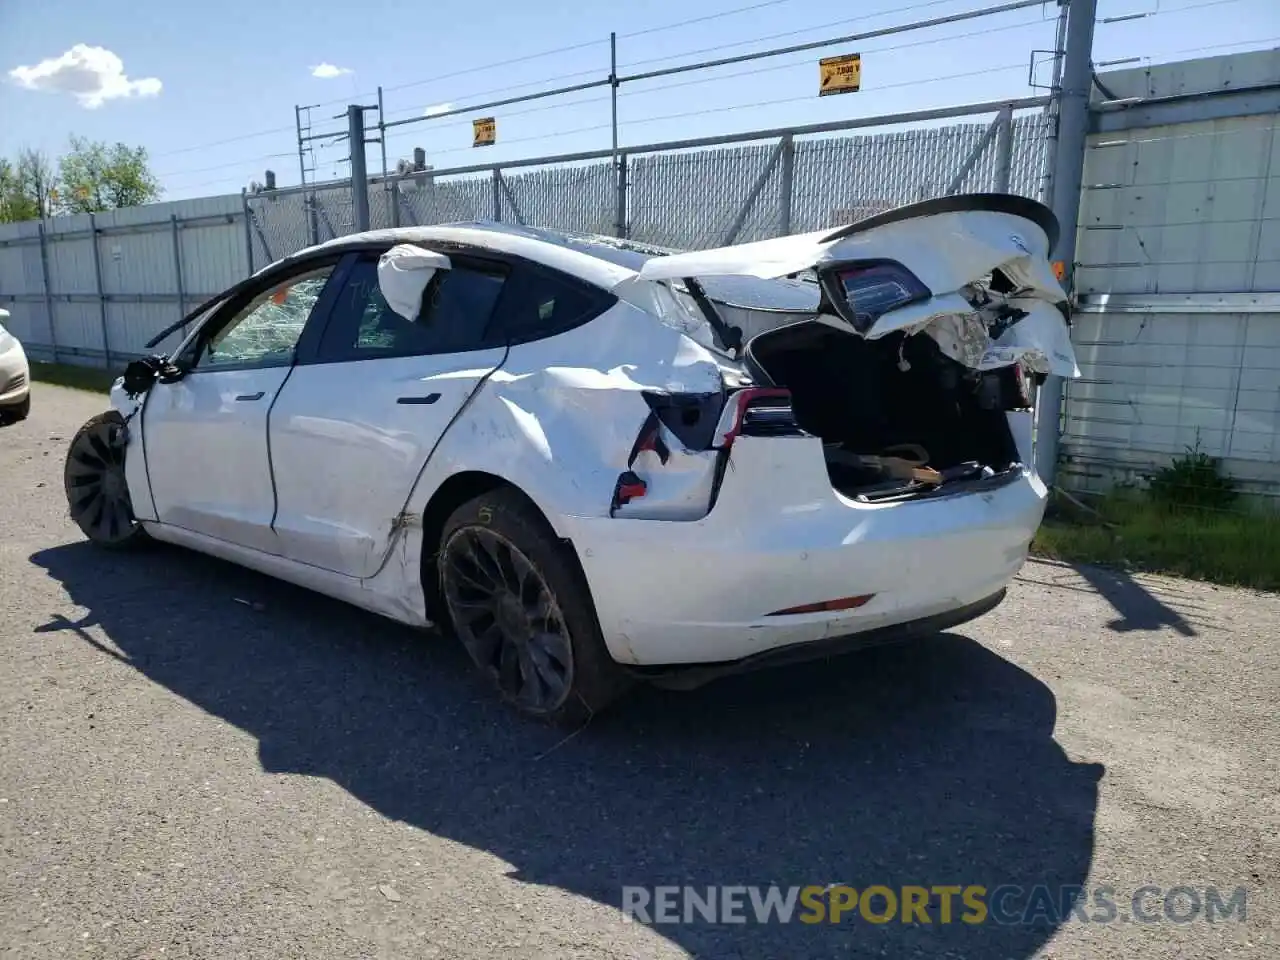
[8,44,161,109]
[311,63,353,79]
[423,102,453,117]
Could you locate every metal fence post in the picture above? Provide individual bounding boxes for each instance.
[242,188,254,275]
[390,181,401,229]
[993,105,1014,193]
[1034,0,1097,484]
[169,214,186,341]
[779,134,795,236]
[491,168,502,221]
[36,222,58,363]
[615,153,627,239]
[308,194,320,246]
[348,104,371,233]
[88,212,111,369]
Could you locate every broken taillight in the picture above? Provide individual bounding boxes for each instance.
[820,260,930,334]
[716,387,802,448]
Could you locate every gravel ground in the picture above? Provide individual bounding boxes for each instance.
[2,382,1277,959]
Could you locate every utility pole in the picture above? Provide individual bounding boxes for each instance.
[1034,0,1096,484]
[295,104,320,244]
[348,104,371,233]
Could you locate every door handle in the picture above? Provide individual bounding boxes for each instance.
[235,391,265,401]
[396,393,440,405]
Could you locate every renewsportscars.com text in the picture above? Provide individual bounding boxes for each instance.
[621,884,1248,926]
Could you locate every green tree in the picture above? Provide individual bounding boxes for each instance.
[0,149,56,222]
[57,136,161,214]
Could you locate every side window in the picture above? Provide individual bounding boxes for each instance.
[317,255,506,361]
[197,266,334,370]
[485,265,614,344]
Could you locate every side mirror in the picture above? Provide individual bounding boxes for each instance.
[122,355,186,398]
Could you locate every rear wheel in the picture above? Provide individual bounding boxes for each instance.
[438,488,629,725]
[64,411,147,549]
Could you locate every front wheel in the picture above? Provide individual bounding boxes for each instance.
[438,488,630,725]
[64,411,148,549]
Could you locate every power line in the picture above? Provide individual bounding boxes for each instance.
[1169,35,1280,55]
[1098,0,1249,21]
[617,14,1049,98]
[418,61,1028,161]
[151,125,296,159]
[619,0,980,71]
[618,62,1028,131]
[375,0,991,117]
[382,37,610,95]
[158,152,295,179]
[381,93,613,150]
[380,10,1051,150]
[620,0,808,39]
[381,66,604,124]
[377,0,1242,137]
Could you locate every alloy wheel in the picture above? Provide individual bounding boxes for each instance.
[441,526,574,714]
[66,420,139,545]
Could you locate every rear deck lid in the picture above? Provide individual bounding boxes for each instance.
[635,194,1078,377]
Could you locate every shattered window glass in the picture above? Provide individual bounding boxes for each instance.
[203,266,333,368]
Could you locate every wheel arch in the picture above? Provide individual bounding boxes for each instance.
[417,470,580,622]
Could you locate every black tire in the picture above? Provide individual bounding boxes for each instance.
[438,487,630,725]
[63,411,148,550]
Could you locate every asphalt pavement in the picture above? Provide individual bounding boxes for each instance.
[2,383,1276,959]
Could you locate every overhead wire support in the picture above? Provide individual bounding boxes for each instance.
[378,0,1049,138]
[616,0,1049,83]
[383,76,613,131]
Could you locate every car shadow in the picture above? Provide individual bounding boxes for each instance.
[31,541,1102,959]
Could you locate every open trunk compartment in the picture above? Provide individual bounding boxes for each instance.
[747,320,1027,501]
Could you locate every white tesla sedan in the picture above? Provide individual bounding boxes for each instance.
[0,307,31,424]
[64,194,1077,723]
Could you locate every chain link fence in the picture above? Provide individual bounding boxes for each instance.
[246,104,1053,265]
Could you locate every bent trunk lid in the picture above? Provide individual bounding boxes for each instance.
[634,194,1078,377]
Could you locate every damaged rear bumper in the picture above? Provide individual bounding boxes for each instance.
[631,588,1007,689]
[561,433,1046,667]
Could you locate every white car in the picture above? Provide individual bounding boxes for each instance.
[0,307,31,424]
[63,194,1078,723]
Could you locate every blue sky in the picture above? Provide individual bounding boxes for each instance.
[1,0,1277,202]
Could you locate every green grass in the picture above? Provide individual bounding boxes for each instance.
[1033,492,1280,592]
[29,361,119,395]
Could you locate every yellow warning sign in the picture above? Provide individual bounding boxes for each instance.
[473,117,496,147]
[819,53,862,96]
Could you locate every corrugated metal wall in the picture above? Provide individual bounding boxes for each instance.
[0,194,248,364]
[1062,50,1280,500]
